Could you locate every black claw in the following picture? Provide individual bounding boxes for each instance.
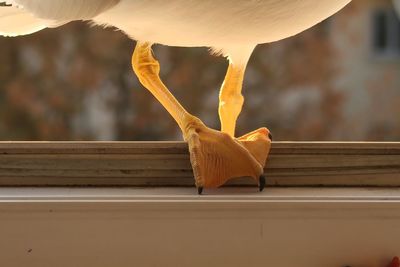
[268,132,273,141]
[259,175,266,192]
[197,187,203,195]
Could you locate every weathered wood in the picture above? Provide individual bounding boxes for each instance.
[0,141,399,186]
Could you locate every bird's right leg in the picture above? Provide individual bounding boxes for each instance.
[218,60,272,187]
[132,42,267,192]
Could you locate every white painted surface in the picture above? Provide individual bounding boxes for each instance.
[0,187,399,267]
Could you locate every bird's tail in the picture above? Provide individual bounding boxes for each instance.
[0,4,47,37]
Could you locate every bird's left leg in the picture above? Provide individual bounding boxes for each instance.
[218,61,272,183]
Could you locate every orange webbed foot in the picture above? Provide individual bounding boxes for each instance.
[183,116,272,193]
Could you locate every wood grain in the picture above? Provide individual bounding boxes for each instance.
[0,141,399,186]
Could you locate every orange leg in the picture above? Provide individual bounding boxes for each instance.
[219,64,245,137]
[218,61,272,181]
[132,42,271,193]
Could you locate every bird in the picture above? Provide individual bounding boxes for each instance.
[0,0,351,194]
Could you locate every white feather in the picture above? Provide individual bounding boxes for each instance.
[94,0,351,63]
[0,0,119,36]
[0,0,351,62]
[3,0,119,20]
[0,6,46,36]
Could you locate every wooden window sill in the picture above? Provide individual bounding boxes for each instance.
[0,142,399,267]
[0,141,399,186]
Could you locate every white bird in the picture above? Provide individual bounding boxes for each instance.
[0,0,351,193]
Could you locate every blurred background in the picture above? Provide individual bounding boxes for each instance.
[0,0,399,141]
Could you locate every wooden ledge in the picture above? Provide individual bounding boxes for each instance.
[1,187,400,221]
[1,142,399,267]
[0,187,400,202]
[0,141,399,186]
